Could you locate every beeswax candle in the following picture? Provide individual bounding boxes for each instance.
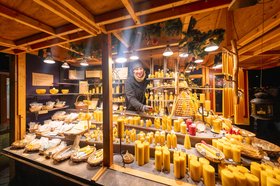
[184,134,191,149]
[134,140,141,161]
[155,150,162,171]
[223,145,232,159]
[143,141,150,163]
[188,154,197,169]
[212,139,217,147]
[174,156,181,179]
[205,100,211,111]
[232,147,241,163]
[163,150,170,172]
[174,120,180,132]
[171,133,177,149]
[245,173,259,186]
[137,143,144,166]
[166,134,171,149]
[117,119,124,138]
[261,171,268,186]
[155,133,160,145]
[221,169,235,186]
[251,164,261,181]
[199,157,209,177]
[236,165,249,174]
[233,171,246,186]
[180,153,186,178]
[180,123,187,134]
[190,159,201,181]
[160,132,165,146]
[200,93,205,103]
[203,164,215,186]
[167,117,172,131]
[267,177,280,186]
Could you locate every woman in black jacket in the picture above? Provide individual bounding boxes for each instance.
[125,60,152,112]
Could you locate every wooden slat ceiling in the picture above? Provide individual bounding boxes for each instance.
[0,0,279,70]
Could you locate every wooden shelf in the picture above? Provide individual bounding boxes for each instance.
[147,77,184,81]
[28,106,69,115]
[113,101,125,104]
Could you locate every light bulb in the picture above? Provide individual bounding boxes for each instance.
[115,56,127,63]
[163,45,173,56]
[61,62,70,68]
[204,41,219,52]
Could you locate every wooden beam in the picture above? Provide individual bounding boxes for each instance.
[105,0,231,32]
[238,26,280,55]
[33,0,98,36]
[237,11,280,47]
[112,32,129,48]
[240,39,280,62]
[0,37,16,47]
[0,4,67,41]
[121,0,140,24]
[181,16,191,33]
[57,44,84,56]
[95,0,198,25]
[56,0,103,33]
[102,34,113,167]
[243,56,280,69]
[241,50,280,57]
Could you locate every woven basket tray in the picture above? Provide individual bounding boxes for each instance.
[252,138,280,157]
[195,143,225,163]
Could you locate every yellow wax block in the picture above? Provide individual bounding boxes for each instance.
[163,150,170,172]
[180,156,186,178]
[117,119,124,138]
[199,157,210,177]
[246,173,259,186]
[234,171,246,185]
[232,147,241,163]
[200,93,205,103]
[140,120,144,127]
[205,100,211,111]
[188,154,197,169]
[137,143,144,166]
[221,169,235,186]
[171,133,177,149]
[174,156,181,179]
[267,177,280,186]
[251,164,262,181]
[155,150,162,171]
[184,134,191,149]
[262,170,268,186]
[203,164,215,186]
[180,123,187,134]
[143,141,150,164]
[155,133,160,145]
[236,165,249,174]
[223,145,232,159]
[167,134,171,149]
[190,159,201,181]
[134,140,141,161]
[212,139,217,148]
[173,120,180,132]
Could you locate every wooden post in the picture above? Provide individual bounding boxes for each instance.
[10,54,26,141]
[163,57,167,74]
[0,74,8,125]
[231,39,239,104]
[102,33,113,167]
[150,57,154,75]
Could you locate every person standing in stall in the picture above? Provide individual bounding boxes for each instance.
[125,60,152,112]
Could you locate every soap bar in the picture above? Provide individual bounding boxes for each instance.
[203,164,215,186]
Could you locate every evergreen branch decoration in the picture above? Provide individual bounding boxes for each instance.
[179,17,225,58]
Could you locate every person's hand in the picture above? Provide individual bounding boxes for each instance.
[143,105,153,112]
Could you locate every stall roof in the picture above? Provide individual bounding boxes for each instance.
[0,0,279,69]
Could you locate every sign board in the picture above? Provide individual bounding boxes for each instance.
[113,67,128,80]
[69,70,85,80]
[32,73,53,86]
[86,70,102,79]
[79,81,88,94]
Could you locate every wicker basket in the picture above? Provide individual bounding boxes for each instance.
[75,95,88,110]
[195,143,225,163]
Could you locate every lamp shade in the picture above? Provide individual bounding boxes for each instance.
[80,59,89,66]
[61,62,70,68]
[204,41,219,52]
[194,57,203,63]
[130,51,139,60]
[43,48,55,64]
[163,45,173,56]
[115,56,127,63]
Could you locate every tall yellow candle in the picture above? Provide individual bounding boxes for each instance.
[140,120,144,127]
[267,177,280,186]
[223,145,232,159]
[173,156,181,179]
[117,119,124,138]
[160,132,165,146]
[267,169,276,178]
[216,141,224,151]
[251,164,262,182]
[205,100,211,111]
[199,157,209,177]
[155,133,160,145]
[245,173,259,186]
[190,159,201,181]
[137,143,144,166]
[171,133,177,149]
[166,134,171,149]
[155,150,162,171]
[221,169,235,186]
[180,123,187,134]
[143,141,150,163]
[162,116,167,130]
[174,120,180,132]
[200,93,205,103]
[163,150,170,172]
[212,139,217,148]
[234,171,246,186]
[261,171,268,186]
[167,117,172,131]
[232,147,241,163]
[134,140,141,161]
[237,166,249,174]
[146,119,152,127]
[184,134,191,149]
[218,164,227,178]
[188,154,197,169]
[276,175,280,182]
[203,164,215,186]
[180,153,186,178]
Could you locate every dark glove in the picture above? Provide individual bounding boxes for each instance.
[142,105,153,112]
